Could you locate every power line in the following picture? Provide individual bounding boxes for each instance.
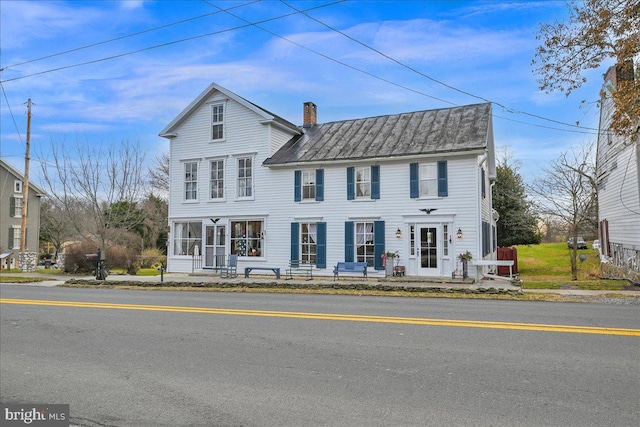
[0,82,24,145]
[280,0,600,133]
[0,1,345,84]
[0,1,261,72]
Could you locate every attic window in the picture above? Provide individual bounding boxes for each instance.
[14,180,22,193]
[211,104,224,140]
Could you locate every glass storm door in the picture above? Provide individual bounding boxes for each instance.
[204,225,226,269]
[418,226,439,276]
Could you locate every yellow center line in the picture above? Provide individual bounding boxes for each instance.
[2,298,639,336]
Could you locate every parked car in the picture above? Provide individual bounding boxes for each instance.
[567,237,587,249]
[592,239,600,250]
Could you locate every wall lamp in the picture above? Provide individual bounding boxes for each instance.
[395,228,402,238]
[457,228,463,239]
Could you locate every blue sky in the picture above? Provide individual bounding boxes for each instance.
[0,0,608,185]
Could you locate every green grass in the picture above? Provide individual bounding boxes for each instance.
[0,275,44,283]
[514,242,630,290]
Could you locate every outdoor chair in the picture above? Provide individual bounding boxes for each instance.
[220,254,238,278]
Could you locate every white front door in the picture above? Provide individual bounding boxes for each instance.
[418,226,440,276]
[204,225,226,269]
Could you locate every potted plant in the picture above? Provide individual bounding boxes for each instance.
[383,251,399,276]
[458,251,472,279]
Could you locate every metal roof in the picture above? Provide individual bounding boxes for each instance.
[264,103,492,166]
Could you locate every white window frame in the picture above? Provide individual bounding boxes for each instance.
[355,166,371,198]
[302,170,316,200]
[209,159,225,200]
[172,222,202,256]
[211,104,224,141]
[300,223,317,264]
[184,162,198,201]
[230,219,264,257]
[14,180,23,193]
[237,157,253,199]
[419,163,437,197]
[13,196,23,217]
[355,221,375,267]
[10,225,21,249]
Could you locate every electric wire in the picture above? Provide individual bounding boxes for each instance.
[280,0,599,132]
[0,82,24,145]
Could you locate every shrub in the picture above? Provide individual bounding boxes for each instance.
[106,245,140,275]
[63,241,99,273]
[139,248,166,269]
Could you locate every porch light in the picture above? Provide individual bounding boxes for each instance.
[457,228,463,239]
[395,228,402,238]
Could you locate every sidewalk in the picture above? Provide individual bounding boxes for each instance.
[3,271,639,296]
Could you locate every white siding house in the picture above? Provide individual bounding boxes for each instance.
[596,64,640,282]
[161,83,498,279]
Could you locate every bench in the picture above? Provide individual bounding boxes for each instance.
[244,267,281,279]
[333,262,368,280]
[472,260,522,286]
[286,260,313,280]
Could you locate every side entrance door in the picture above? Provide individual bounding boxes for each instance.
[204,225,226,269]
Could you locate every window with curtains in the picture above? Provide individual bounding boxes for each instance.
[231,220,264,257]
[301,223,317,264]
[184,162,198,200]
[209,159,224,199]
[355,167,370,198]
[173,222,202,256]
[419,163,437,197]
[302,170,316,200]
[356,222,375,267]
[410,161,447,198]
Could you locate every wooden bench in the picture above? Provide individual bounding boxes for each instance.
[286,260,313,280]
[244,267,281,279]
[333,262,368,280]
[472,260,522,286]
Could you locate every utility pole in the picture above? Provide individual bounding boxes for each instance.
[20,99,31,256]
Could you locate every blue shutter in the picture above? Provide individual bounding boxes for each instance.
[371,165,380,199]
[410,163,419,198]
[438,161,448,197]
[347,167,355,200]
[316,222,326,268]
[344,221,354,262]
[373,220,385,270]
[294,170,301,202]
[315,169,324,201]
[290,222,299,260]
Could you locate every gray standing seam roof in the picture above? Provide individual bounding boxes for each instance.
[264,103,492,166]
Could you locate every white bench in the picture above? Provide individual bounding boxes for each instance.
[472,260,517,283]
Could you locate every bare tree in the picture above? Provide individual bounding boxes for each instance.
[148,152,169,198]
[529,143,597,279]
[39,197,75,257]
[532,0,639,140]
[39,139,146,252]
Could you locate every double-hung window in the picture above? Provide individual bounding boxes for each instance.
[237,157,253,198]
[184,162,198,200]
[294,169,324,202]
[355,222,375,266]
[290,222,326,268]
[10,196,23,217]
[300,223,317,264]
[410,161,448,198]
[211,104,224,140]
[210,160,224,200]
[9,226,21,249]
[347,165,380,200]
[14,180,22,193]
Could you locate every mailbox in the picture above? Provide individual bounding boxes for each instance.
[85,254,99,263]
[84,249,107,280]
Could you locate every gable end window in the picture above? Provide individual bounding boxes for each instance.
[14,180,23,193]
[211,104,224,140]
[184,162,198,200]
[410,161,447,198]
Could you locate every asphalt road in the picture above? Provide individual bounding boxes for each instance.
[1,285,639,427]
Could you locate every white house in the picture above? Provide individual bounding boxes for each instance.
[596,63,640,281]
[160,83,497,279]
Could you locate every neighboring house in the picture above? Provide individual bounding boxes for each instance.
[595,63,640,280]
[0,158,45,269]
[160,83,497,279]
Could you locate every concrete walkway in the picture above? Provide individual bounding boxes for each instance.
[2,271,639,296]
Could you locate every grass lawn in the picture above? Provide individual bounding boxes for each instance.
[515,242,630,290]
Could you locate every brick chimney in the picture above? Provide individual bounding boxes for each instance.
[303,102,317,128]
